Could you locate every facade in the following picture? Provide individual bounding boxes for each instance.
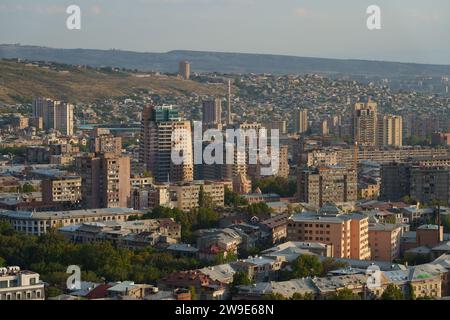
[140,105,193,183]
[178,60,190,80]
[380,162,411,201]
[353,100,378,147]
[89,128,122,156]
[410,167,450,205]
[168,180,225,212]
[287,211,370,260]
[202,98,222,129]
[368,223,403,262]
[294,109,308,134]
[297,165,357,207]
[377,115,403,147]
[76,153,131,209]
[0,208,143,236]
[0,267,45,301]
[59,218,181,248]
[42,175,82,205]
[32,98,74,135]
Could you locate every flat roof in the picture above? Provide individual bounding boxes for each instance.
[0,208,143,220]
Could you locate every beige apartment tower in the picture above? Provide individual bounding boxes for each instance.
[140,105,193,183]
[294,109,308,134]
[178,60,190,80]
[353,100,377,147]
[377,115,403,147]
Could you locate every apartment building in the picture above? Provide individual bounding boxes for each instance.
[0,208,143,236]
[368,223,403,262]
[42,174,82,205]
[140,105,193,183]
[0,267,45,300]
[287,209,370,260]
[297,165,357,207]
[353,100,378,147]
[76,153,131,209]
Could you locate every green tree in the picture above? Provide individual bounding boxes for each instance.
[46,286,63,298]
[224,187,248,208]
[189,286,198,300]
[330,288,361,300]
[231,271,252,294]
[195,208,219,230]
[253,177,296,197]
[381,284,404,300]
[291,255,323,278]
[265,293,288,300]
[21,183,35,193]
[291,292,315,300]
[246,202,273,218]
[321,258,349,276]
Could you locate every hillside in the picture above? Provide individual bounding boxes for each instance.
[1,44,450,77]
[0,59,225,104]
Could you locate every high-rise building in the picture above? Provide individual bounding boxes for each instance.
[76,153,131,209]
[227,80,233,126]
[410,167,450,205]
[377,115,403,147]
[140,105,193,183]
[353,100,377,147]
[202,98,222,129]
[297,165,357,207]
[294,109,308,134]
[178,60,190,80]
[380,162,411,201]
[32,98,74,135]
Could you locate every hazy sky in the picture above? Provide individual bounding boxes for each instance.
[1,0,450,64]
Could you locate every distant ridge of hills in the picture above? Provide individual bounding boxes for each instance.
[1,44,450,77]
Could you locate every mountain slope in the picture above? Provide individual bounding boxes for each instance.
[0,60,225,104]
[1,44,450,76]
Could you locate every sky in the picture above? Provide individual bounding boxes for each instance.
[1,0,450,65]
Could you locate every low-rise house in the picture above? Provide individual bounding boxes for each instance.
[58,218,180,249]
[259,213,290,244]
[159,270,228,300]
[262,241,333,263]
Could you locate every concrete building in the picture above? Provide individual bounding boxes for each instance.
[0,267,45,300]
[32,98,74,135]
[89,128,122,156]
[140,105,193,183]
[42,174,82,206]
[380,162,411,201]
[76,153,131,209]
[410,167,450,205]
[202,98,222,129]
[353,100,377,147]
[377,115,403,147]
[59,218,181,249]
[178,60,190,80]
[294,109,308,134]
[297,165,357,207]
[287,209,371,260]
[368,223,403,262]
[0,208,143,236]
